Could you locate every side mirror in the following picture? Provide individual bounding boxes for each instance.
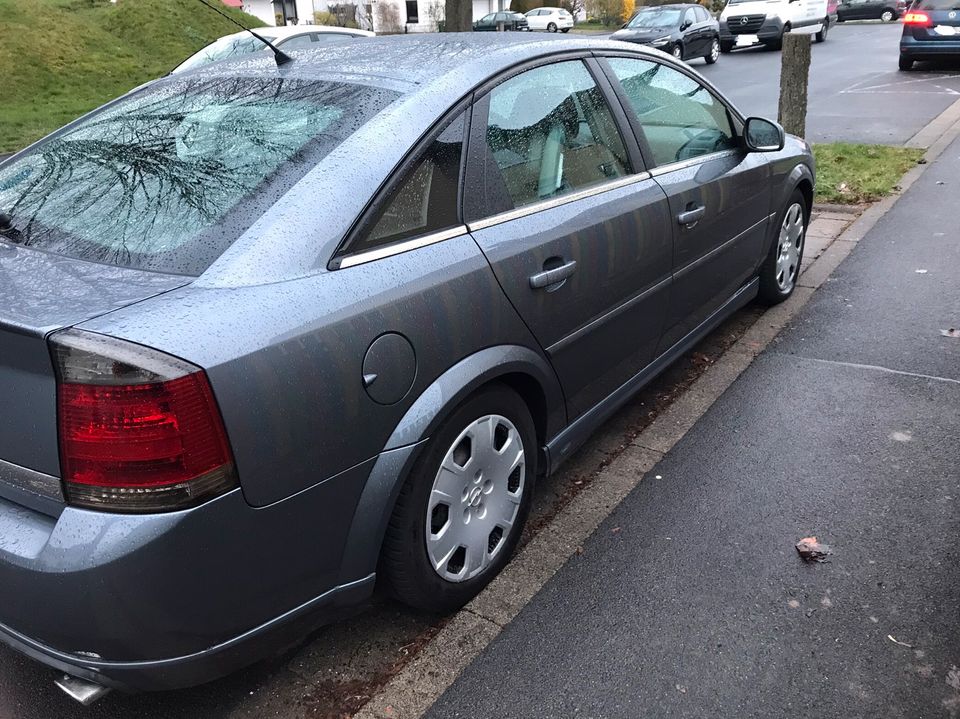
[680,20,692,29]
[744,117,785,152]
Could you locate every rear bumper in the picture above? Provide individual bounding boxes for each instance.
[900,35,960,57]
[0,455,383,691]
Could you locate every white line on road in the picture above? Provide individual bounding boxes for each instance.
[781,355,960,385]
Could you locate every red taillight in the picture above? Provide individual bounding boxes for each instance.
[51,330,236,513]
[903,11,931,24]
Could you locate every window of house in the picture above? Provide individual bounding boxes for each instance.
[607,57,737,167]
[482,60,629,210]
[353,113,465,253]
[406,0,419,22]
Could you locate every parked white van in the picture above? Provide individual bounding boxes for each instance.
[719,0,831,52]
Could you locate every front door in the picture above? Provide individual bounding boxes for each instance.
[602,56,772,348]
[465,59,674,419]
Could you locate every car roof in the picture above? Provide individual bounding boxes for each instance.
[224,25,375,40]
[634,3,701,8]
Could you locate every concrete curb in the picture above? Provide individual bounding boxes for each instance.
[355,113,960,719]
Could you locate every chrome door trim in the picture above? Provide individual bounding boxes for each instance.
[337,225,469,269]
[466,171,653,232]
[648,149,742,178]
[0,458,64,502]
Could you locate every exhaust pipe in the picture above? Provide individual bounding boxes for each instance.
[54,674,112,706]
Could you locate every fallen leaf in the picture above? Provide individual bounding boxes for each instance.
[675,684,687,694]
[575,546,584,556]
[888,635,913,648]
[796,536,832,563]
[611,527,621,535]
[941,328,960,338]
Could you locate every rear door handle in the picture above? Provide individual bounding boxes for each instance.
[529,260,577,289]
[677,205,706,227]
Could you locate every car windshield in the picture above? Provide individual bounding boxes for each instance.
[628,8,682,26]
[0,76,399,275]
[173,32,282,74]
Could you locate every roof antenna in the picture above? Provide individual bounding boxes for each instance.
[194,0,292,66]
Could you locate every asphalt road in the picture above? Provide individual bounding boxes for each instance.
[426,136,960,718]
[696,22,960,144]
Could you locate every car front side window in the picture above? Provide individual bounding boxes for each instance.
[481,60,630,211]
[606,57,737,167]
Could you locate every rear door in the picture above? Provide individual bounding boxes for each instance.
[600,55,772,350]
[465,57,674,419]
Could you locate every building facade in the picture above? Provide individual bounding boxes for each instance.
[240,0,317,25]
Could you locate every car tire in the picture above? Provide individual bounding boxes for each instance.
[758,189,808,305]
[561,27,570,32]
[672,43,684,60]
[547,21,558,31]
[705,37,721,63]
[815,17,829,41]
[379,384,537,614]
[899,54,914,70]
[880,9,895,21]
[720,40,735,53]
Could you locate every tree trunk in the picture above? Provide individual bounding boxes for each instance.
[778,33,811,138]
[444,0,473,31]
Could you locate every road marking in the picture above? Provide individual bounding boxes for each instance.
[780,356,960,385]
[840,73,960,96]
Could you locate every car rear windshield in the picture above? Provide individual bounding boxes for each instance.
[913,0,960,9]
[174,33,281,73]
[0,76,398,275]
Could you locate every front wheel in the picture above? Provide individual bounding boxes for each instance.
[705,37,720,63]
[379,385,537,613]
[815,18,828,42]
[720,40,735,53]
[547,21,558,31]
[880,9,895,21]
[758,189,808,305]
[671,43,684,60]
[899,54,914,70]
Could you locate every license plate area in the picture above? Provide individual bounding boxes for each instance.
[934,25,958,35]
[736,33,759,45]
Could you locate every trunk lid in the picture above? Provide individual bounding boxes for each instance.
[907,0,960,39]
[0,244,189,499]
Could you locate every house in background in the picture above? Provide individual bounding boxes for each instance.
[312,0,511,33]
[228,0,316,25]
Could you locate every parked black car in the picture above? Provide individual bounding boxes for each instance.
[836,0,900,22]
[900,0,960,69]
[611,4,721,64]
[473,11,530,30]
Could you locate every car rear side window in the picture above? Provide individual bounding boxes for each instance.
[607,57,737,167]
[481,60,630,211]
[0,76,399,275]
[351,113,465,254]
[914,0,959,8]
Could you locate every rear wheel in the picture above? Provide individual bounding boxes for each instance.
[561,27,570,32]
[547,21,558,31]
[899,54,915,70]
[880,8,895,21]
[758,189,808,305]
[379,385,537,613]
[815,18,829,42]
[705,37,720,63]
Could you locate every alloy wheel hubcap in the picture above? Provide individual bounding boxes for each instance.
[711,40,719,60]
[776,202,804,292]
[426,414,525,582]
[673,46,682,58]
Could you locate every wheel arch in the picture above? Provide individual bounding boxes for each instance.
[336,344,565,583]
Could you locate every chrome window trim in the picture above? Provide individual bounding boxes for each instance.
[0,458,64,502]
[337,224,469,269]
[648,148,742,177]
[467,171,653,233]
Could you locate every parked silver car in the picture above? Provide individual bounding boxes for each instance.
[0,34,813,698]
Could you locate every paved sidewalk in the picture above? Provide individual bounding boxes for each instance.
[423,141,960,717]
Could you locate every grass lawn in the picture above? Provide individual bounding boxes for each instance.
[0,0,262,153]
[813,143,925,204]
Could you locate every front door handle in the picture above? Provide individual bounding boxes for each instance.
[529,260,577,289]
[677,205,706,227]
